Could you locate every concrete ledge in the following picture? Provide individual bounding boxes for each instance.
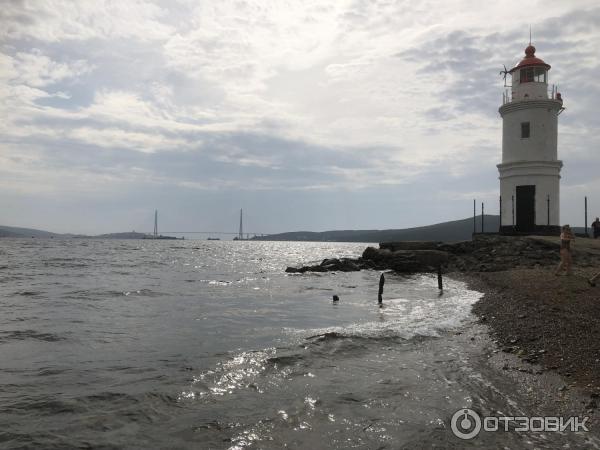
[500,225,560,236]
[499,98,563,116]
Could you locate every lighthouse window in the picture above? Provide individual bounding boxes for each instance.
[521,122,530,138]
[520,67,534,83]
[534,68,546,82]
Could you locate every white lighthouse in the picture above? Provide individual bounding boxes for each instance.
[498,43,564,234]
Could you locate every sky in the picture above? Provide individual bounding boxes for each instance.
[1,0,599,235]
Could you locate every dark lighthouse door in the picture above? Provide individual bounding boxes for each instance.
[516,185,535,232]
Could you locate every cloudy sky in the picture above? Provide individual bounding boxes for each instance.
[1,0,599,235]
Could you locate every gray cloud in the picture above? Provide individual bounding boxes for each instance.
[1,1,599,233]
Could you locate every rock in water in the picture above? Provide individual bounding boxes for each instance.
[361,247,448,272]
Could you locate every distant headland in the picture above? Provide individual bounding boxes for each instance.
[0,226,179,240]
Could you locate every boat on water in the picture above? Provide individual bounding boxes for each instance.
[207,237,220,241]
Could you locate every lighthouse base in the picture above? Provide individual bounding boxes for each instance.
[499,225,561,236]
[497,160,562,234]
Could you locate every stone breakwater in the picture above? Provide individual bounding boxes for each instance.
[285,234,600,274]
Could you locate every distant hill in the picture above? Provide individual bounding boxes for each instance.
[254,216,502,243]
[0,225,62,238]
[254,216,591,243]
[0,226,150,239]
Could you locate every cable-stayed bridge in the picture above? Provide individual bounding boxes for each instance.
[147,209,266,238]
[141,231,267,236]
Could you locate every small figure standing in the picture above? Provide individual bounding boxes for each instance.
[378,273,385,304]
[554,224,575,276]
[592,217,600,239]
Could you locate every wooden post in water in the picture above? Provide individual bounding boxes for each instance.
[437,266,443,290]
[378,273,385,304]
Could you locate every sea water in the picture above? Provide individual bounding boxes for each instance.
[0,239,597,449]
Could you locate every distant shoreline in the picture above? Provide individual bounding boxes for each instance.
[2,216,593,242]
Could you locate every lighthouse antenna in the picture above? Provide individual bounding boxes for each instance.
[529,25,532,46]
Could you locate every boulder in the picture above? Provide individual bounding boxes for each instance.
[362,246,392,262]
[362,247,448,272]
[321,258,360,272]
[287,234,598,274]
[379,241,442,251]
[286,257,362,273]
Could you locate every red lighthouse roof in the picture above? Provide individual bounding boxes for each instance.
[508,44,551,73]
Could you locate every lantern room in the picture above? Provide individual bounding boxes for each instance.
[509,45,552,101]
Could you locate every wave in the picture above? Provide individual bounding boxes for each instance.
[4,390,177,423]
[180,332,428,406]
[206,280,232,286]
[14,290,42,297]
[40,257,94,269]
[37,368,70,377]
[179,348,278,401]
[61,288,168,299]
[180,277,483,408]
[0,329,66,343]
[9,398,84,415]
[122,288,167,297]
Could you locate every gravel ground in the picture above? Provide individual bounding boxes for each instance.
[463,266,600,400]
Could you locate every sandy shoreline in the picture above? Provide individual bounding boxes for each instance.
[454,266,600,436]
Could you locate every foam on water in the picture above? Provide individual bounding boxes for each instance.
[294,276,483,341]
[179,277,482,417]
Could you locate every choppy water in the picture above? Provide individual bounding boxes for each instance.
[0,239,598,449]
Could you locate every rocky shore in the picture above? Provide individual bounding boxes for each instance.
[468,267,600,394]
[286,234,600,274]
[287,234,600,406]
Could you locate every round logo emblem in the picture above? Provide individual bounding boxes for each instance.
[451,408,482,440]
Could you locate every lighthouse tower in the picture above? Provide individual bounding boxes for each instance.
[498,43,564,234]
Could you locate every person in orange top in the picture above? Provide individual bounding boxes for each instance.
[554,225,575,276]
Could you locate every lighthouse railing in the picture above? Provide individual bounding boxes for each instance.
[502,84,558,105]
